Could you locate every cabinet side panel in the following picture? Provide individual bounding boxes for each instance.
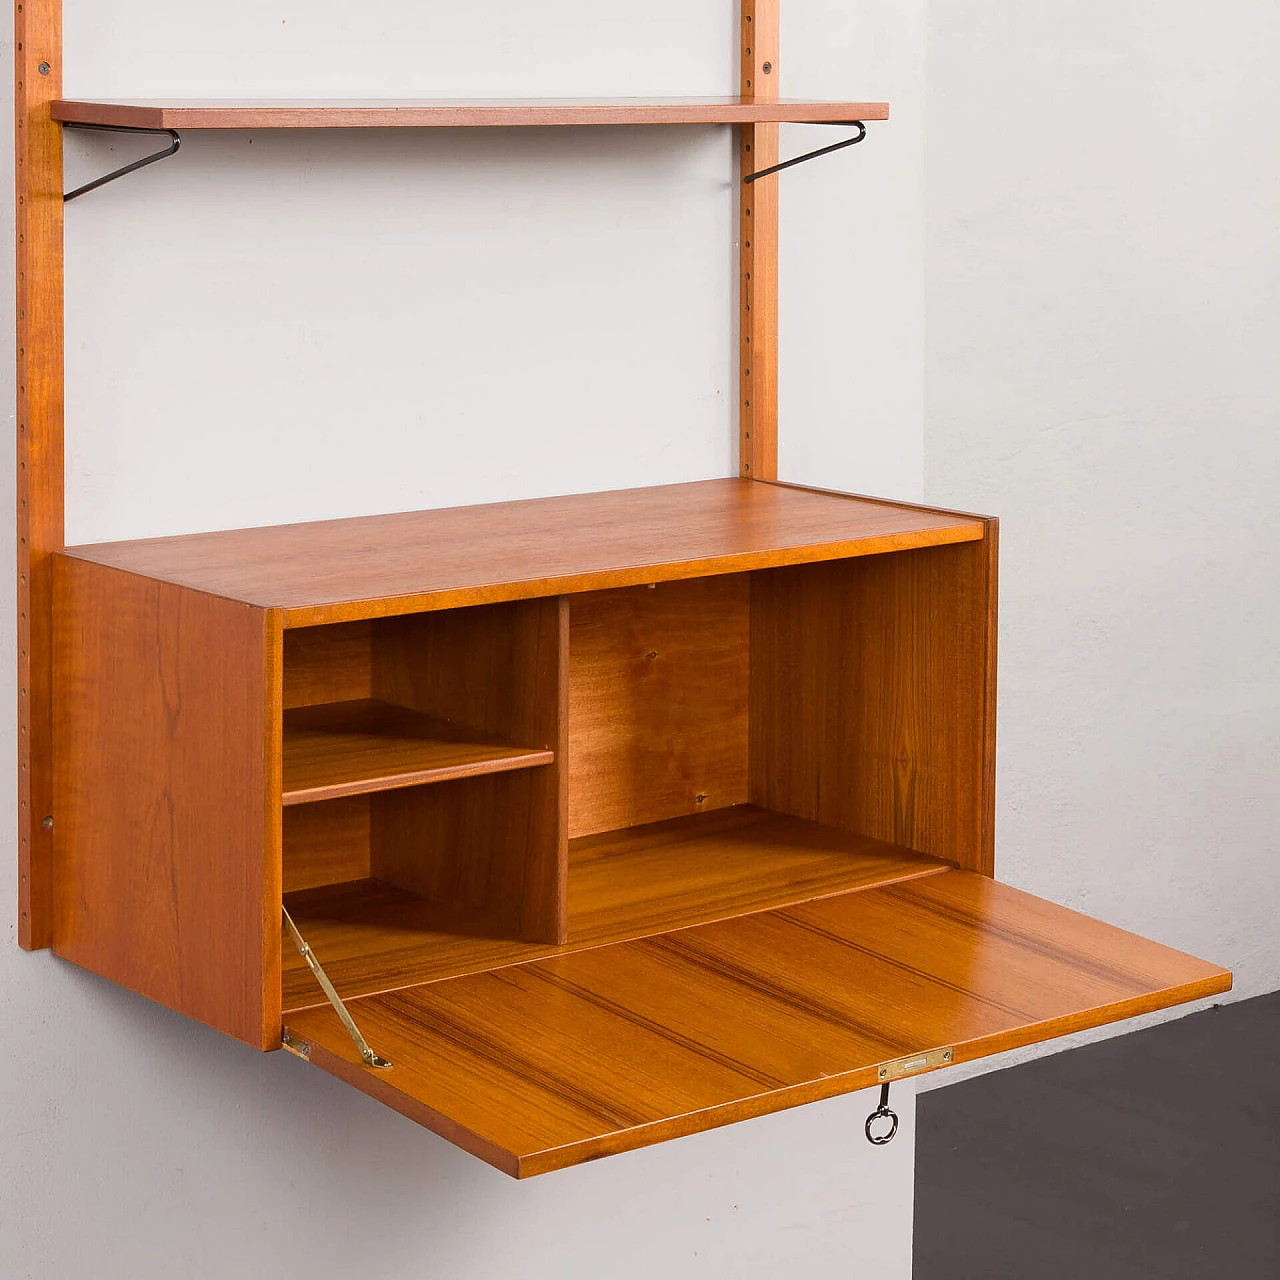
[750,536,996,873]
[978,520,998,873]
[53,557,280,1048]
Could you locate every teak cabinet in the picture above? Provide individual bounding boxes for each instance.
[50,481,1228,1176]
[18,3,1228,1179]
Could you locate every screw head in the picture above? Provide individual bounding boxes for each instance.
[42,815,53,830]
[38,62,50,75]
[762,62,773,74]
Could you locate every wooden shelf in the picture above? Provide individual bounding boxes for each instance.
[284,868,1230,1177]
[52,96,889,131]
[282,806,952,1009]
[64,479,984,626]
[282,699,553,807]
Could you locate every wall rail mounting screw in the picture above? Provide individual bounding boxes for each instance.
[38,62,50,75]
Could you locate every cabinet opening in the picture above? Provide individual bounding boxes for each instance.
[282,602,561,806]
[280,597,568,1008]
[283,544,992,1012]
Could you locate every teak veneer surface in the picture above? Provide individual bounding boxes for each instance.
[567,577,750,838]
[282,699,554,806]
[281,805,951,1010]
[52,97,889,130]
[65,480,985,626]
[54,558,281,1049]
[284,869,1231,1177]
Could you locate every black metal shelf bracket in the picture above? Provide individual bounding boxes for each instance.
[743,120,867,184]
[63,123,182,203]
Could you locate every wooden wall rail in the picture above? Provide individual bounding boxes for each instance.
[15,0,64,949]
[740,0,780,481]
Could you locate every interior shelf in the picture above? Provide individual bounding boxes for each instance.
[53,96,889,131]
[281,805,952,1010]
[64,479,984,625]
[282,699,553,807]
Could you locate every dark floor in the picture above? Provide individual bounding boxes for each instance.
[914,991,1280,1279]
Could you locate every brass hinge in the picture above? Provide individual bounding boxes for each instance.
[282,907,392,1070]
[877,1047,954,1082]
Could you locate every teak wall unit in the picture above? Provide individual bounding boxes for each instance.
[17,3,1230,1178]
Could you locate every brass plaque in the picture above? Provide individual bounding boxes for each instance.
[877,1047,954,1082]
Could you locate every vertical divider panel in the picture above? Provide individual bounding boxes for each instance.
[15,0,64,949]
[749,531,997,873]
[739,0,780,480]
[370,596,569,944]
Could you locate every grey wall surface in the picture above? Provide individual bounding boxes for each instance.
[3,4,926,1276]
[923,1,1280,1082]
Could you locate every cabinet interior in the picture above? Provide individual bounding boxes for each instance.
[281,552,981,1011]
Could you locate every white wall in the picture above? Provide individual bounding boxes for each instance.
[923,0,1280,1083]
[3,3,928,1275]
[59,0,925,543]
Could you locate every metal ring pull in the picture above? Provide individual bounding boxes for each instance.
[865,1082,899,1145]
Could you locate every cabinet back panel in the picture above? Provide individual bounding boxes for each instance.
[283,795,371,893]
[371,770,561,942]
[568,577,750,838]
[283,620,373,709]
[373,599,562,750]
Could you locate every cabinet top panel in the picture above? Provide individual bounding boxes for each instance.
[53,97,889,130]
[64,479,987,626]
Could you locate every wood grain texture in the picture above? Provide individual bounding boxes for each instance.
[51,97,889,130]
[373,596,569,943]
[282,699,553,806]
[281,804,949,1010]
[370,769,562,946]
[739,0,779,480]
[284,868,1230,1177]
[53,557,281,1049]
[283,620,372,709]
[977,520,999,871]
[568,578,749,838]
[750,533,997,873]
[283,795,370,894]
[374,598,562,752]
[15,0,65,949]
[64,480,985,625]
